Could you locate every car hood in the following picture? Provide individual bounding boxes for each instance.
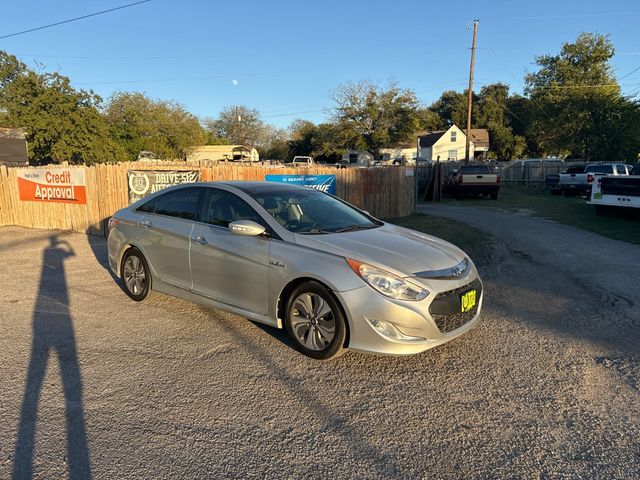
[294,223,466,277]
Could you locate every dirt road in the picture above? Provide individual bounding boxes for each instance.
[0,221,638,479]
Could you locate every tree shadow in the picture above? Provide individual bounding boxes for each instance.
[12,234,92,480]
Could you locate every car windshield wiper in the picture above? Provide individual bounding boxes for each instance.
[333,224,378,233]
[297,228,333,235]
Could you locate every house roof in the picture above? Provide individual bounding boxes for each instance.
[192,145,254,153]
[469,129,489,148]
[418,130,447,148]
[0,127,26,139]
[381,142,416,150]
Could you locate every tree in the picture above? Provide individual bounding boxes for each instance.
[429,90,471,128]
[105,92,206,160]
[0,51,124,164]
[205,105,272,147]
[525,32,640,160]
[331,81,420,158]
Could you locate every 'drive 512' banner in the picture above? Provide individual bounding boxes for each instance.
[17,168,87,204]
[127,170,200,204]
[265,174,336,194]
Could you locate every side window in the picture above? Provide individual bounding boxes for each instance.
[154,188,204,221]
[616,165,627,175]
[202,189,264,228]
[136,196,158,213]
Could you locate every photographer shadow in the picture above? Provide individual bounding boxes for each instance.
[12,234,91,480]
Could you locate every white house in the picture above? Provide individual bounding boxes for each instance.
[418,125,474,162]
[188,145,260,163]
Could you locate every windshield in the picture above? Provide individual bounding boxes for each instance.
[250,189,381,234]
[585,165,613,174]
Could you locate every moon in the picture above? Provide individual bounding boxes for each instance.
[232,79,238,86]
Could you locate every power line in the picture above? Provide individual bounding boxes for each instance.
[0,0,151,40]
[619,65,640,81]
[503,11,640,21]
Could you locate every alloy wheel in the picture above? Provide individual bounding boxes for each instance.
[289,293,336,351]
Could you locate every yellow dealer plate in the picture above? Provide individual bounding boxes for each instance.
[460,290,477,313]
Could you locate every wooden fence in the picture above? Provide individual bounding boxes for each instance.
[0,162,415,236]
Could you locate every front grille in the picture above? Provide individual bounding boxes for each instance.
[429,279,482,334]
[432,308,478,334]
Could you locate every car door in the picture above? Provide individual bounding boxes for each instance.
[190,188,271,314]
[139,187,204,291]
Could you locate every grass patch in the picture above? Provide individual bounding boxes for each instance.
[385,213,493,266]
[441,185,640,245]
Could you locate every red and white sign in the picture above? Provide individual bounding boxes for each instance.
[17,168,87,204]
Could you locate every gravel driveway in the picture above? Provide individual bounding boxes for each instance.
[0,219,638,479]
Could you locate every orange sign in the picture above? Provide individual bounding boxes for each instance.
[17,168,87,204]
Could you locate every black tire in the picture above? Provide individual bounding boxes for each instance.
[120,248,153,302]
[550,189,562,196]
[284,281,347,360]
[490,192,498,200]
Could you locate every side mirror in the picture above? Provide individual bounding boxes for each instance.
[229,220,266,237]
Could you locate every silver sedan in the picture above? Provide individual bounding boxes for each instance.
[108,181,483,359]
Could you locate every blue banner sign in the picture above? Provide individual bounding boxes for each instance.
[265,174,337,195]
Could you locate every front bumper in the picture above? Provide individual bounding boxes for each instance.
[336,274,483,355]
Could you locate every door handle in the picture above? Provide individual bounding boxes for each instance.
[191,235,207,245]
[140,220,153,229]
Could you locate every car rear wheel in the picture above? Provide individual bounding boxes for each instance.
[121,248,153,302]
[285,282,346,360]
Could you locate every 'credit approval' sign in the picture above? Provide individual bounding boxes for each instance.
[17,168,87,204]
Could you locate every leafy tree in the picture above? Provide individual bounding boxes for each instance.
[105,92,206,160]
[331,81,420,158]
[0,51,124,164]
[525,32,640,161]
[204,105,272,148]
[429,90,471,128]
[416,108,443,131]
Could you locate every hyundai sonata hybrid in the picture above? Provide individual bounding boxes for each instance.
[107,181,483,359]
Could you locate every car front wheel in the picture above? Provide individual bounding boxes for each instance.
[285,282,346,360]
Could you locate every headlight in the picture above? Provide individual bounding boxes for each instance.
[346,258,429,301]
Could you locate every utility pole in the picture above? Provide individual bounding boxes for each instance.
[465,19,478,164]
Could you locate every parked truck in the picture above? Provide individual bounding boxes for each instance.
[290,156,315,167]
[444,164,501,199]
[589,174,640,212]
[557,163,631,197]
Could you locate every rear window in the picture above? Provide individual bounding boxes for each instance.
[136,197,158,213]
[154,188,204,221]
[585,165,613,174]
[460,166,491,174]
[564,166,585,174]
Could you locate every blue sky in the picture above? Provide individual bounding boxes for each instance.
[2,0,640,128]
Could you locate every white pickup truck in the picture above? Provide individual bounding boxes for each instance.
[291,156,315,167]
[589,174,640,211]
[557,163,631,196]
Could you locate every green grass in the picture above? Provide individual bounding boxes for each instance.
[385,213,494,266]
[440,185,640,245]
